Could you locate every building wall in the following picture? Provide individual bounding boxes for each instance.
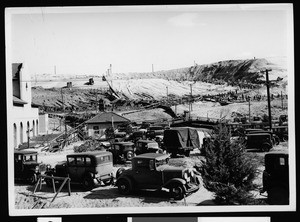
[87,122,125,138]
[38,113,49,134]
[11,63,41,148]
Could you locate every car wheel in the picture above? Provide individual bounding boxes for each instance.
[126,151,134,161]
[28,172,37,185]
[44,172,54,187]
[117,178,132,195]
[261,144,271,152]
[82,174,95,191]
[169,184,185,200]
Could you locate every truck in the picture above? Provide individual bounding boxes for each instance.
[163,127,200,157]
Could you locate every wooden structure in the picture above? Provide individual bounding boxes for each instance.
[33,174,71,203]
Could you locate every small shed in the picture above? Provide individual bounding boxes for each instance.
[85,112,130,137]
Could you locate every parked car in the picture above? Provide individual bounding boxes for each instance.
[262,152,289,204]
[45,151,114,190]
[271,126,288,142]
[109,141,135,163]
[146,125,165,139]
[125,131,146,143]
[14,150,45,184]
[245,133,273,152]
[116,153,200,200]
[135,139,163,155]
[245,128,280,145]
[163,127,200,157]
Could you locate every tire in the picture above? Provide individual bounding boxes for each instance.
[261,144,271,152]
[117,178,132,195]
[44,172,54,187]
[27,172,37,185]
[169,184,185,200]
[116,168,125,179]
[82,174,95,191]
[126,151,134,161]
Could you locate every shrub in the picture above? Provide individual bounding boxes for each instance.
[200,124,259,205]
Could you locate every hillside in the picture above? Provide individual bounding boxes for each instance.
[32,57,288,120]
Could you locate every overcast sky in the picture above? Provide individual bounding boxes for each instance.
[7,4,293,76]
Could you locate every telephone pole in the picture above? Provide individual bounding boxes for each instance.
[261,69,272,130]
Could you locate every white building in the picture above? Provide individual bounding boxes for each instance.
[11,63,41,148]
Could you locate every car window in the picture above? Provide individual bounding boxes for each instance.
[76,157,85,166]
[68,157,76,166]
[85,157,92,166]
[136,159,149,169]
[24,155,37,162]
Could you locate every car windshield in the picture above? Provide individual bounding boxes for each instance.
[147,143,159,149]
[149,126,163,131]
[156,158,169,168]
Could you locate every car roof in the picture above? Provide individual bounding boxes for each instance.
[14,150,38,155]
[137,139,157,143]
[112,141,134,145]
[67,151,112,158]
[134,153,170,160]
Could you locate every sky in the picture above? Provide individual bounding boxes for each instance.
[7,4,293,76]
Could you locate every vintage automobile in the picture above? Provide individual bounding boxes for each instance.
[109,141,135,163]
[261,152,289,204]
[245,128,280,145]
[14,150,44,184]
[271,126,288,142]
[135,139,163,155]
[163,127,200,157]
[146,125,165,139]
[245,133,273,152]
[45,151,114,190]
[116,153,201,200]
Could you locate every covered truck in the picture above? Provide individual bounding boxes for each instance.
[163,127,200,157]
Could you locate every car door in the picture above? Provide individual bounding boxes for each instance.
[67,156,80,182]
[133,159,162,189]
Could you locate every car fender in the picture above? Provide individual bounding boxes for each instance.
[163,178,187,191]
[116,175,134,186]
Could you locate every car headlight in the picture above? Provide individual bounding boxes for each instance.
[35,165,39,173]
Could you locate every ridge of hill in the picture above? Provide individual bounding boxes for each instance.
[111,57,287,84]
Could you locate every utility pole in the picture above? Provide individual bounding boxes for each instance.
[261,69,272,130]
[281,91,284,110]
[248,97,251,123]
[166,86,168,104]
[190,84,193,111]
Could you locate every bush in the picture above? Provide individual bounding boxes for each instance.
[200,124,259,205]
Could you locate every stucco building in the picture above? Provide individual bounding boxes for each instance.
[11,63,43,148]
[85,112,130,137]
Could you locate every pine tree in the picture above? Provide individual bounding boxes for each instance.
[200,124,259,205]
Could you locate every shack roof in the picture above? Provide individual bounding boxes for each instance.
[85,111,130,124]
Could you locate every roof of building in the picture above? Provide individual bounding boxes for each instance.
[85,111,130,124]
[13,96,27,105]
